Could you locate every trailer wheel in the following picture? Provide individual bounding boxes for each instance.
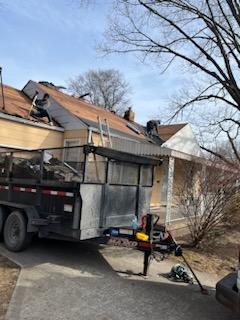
[3,211,32,252]
[0,206,7,240]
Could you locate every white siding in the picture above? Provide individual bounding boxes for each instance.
[162,124,201,157]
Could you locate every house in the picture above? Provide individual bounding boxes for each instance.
[0,80,205,226]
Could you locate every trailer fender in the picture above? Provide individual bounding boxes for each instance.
[0,206,8,235]
[24,207,40,233]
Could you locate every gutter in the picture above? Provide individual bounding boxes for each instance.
[0,112,64,132]
[0,143,32,151]
[89,126,145,143]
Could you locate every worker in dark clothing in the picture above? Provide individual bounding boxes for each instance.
[146,120,160,137]
[31,93,53,125]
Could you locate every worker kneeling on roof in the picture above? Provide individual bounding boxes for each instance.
[31,93,53,126]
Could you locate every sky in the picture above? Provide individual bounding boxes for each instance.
[0,0,187,124]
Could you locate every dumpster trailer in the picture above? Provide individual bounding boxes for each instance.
[0,144,159,252]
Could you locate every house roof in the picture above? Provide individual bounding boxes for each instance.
[36,82,148,140]
[0,84,52,125]
[0,83,188,144]
[157,123,187,141]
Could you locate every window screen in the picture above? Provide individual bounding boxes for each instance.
[141,165,153,186]
[110,161,139,185]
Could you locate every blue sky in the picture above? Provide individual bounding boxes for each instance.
[0,0,187,124]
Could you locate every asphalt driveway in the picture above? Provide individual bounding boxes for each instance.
[0,239,238,320]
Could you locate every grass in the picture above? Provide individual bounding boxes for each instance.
[174,223,240,277]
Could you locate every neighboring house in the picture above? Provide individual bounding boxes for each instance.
[0,80,205,225]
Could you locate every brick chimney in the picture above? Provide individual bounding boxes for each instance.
[123,107,135,122]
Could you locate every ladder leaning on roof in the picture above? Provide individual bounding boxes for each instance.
[97,116,112,148]
[28,91,39,119]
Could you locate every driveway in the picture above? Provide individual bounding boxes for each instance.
[0,239,238,320]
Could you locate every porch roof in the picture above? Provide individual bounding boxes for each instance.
[109,137,206,163]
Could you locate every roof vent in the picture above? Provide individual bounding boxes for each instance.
[39,81,66,91]
[78,92,91,100]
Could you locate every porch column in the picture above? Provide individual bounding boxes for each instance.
[165,156,175,225]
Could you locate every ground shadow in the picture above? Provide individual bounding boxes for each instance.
[0,238,239,320]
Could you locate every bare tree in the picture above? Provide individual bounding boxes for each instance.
[68,69,131,114]
[176,160,238,246]
[101,0,240,164]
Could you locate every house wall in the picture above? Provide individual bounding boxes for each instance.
[91,132,110,147]
[151,165,163,206]
[150,158,200,223]
[63,129,88,143]
[0,118,63,149]
[172,158,201,199]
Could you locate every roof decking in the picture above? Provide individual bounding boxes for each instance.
[36,82,148,140]
[0,85,50,124]
[0,83,189,146]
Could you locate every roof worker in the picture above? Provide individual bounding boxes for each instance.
[30,93,53,126]
[146,120,160,137]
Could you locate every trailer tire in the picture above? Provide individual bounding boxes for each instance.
[3,211,32,252]
[0,206,7,240]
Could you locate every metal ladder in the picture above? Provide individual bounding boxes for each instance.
[97,116,112,147]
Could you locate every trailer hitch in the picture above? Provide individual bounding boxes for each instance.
[104,214,208,294]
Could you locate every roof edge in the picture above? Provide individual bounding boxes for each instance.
[0,112,64,132]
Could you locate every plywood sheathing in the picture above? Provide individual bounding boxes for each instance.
[37,83,149,140]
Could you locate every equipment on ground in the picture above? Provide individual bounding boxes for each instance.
[168,263,193,284]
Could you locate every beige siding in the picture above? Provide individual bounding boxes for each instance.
[0,118,63,149]
[150,165,163,205]
[91,132,108,146]
[63,129,88,142]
